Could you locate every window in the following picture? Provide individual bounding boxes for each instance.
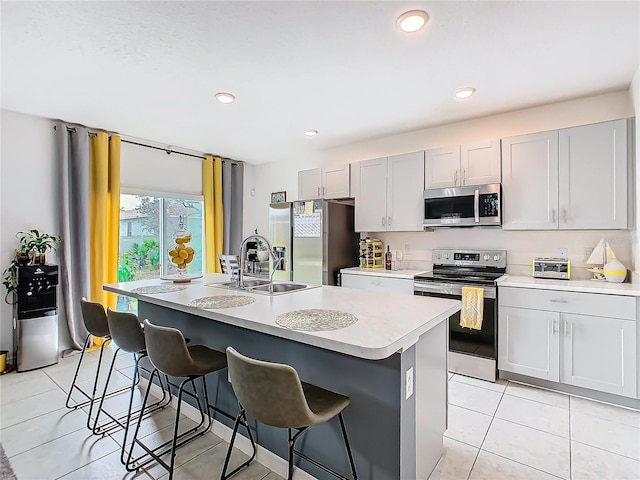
[117,191,204,311]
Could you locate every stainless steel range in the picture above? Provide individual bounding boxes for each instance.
[414,249,507,382]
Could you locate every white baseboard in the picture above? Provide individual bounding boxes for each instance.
[145,379,316,480]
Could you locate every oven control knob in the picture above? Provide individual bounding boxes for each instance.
[434,252,441,260]
[493,254,501,261]
[444,253,450,259]
[483,255,490,261]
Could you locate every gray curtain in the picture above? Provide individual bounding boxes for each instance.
[56,124,90,350]
[222,161,244,255]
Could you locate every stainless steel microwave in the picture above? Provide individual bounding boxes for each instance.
[423,183,501,228]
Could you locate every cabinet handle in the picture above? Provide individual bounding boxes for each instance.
[388,216,391,225]
[549,299,568,304]
[462,169,466,185]
[551,208,556,223]
[561,208,567,223]
[317,186,321,197]
[552,319,558,335]
[382,216,386,226]
[454,170,458,186]
[322,186,325,196]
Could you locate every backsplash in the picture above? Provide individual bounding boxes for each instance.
[361,228,633,281]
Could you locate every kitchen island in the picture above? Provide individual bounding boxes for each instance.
[105,274,460,480]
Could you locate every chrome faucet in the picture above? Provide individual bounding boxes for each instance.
[237,234,277,290]
[269,257,286,294]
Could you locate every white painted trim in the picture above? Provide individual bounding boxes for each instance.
[120,187,204,202]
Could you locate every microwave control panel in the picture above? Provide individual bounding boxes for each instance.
[480,193,500,217]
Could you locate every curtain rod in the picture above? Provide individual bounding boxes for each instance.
[56,125,239,165]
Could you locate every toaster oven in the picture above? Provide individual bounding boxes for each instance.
[532,258,570,279]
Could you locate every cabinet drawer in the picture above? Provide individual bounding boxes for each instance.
[342,273,414,295]
[499,287,636,320]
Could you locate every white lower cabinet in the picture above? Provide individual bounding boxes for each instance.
[498,286,637,398]
[341,273,414,295]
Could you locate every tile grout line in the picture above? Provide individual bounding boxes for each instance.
[464,380,508,480]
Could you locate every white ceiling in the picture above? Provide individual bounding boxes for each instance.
[2,1,639,165]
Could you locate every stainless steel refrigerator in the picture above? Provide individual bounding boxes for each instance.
[295,200,359,285]
[268,202,294,281]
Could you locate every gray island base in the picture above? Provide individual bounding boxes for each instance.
[105,275,461,480]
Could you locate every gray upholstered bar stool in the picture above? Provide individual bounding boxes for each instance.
[221,347,358,480]
[91,309,171,460]
[127,319,227,480]
[65,298,130,430]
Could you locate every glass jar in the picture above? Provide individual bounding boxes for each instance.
[167,216,195,276]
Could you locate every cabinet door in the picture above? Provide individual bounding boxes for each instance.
[561,314,636,398]
[498,306,560,381]
[341,273,414,295]
[322,164,350,199]
[298,168,322,200]
[387,151,425,231]
[558,119,629,229]
[353,158,388,232]
[425,146,460,189]
[461,140,501,186]
[501,131,559,230]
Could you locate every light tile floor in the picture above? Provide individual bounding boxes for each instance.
[430,372,640,480]
[1,348,639,480]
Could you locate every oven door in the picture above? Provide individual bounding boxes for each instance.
[414,281,497,361]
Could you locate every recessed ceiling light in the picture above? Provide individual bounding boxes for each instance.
[215,92,235,104]
[304,129,318,137]
[397,10,429,33]
[455,87,476,99]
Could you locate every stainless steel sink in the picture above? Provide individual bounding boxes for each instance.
[251,283,310,293]
[206,279,318,295]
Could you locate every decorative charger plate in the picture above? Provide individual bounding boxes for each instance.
[189,295,256,309]
[276,309,358,332]
[131,285,188,294]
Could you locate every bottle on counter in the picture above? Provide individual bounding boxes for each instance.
[385,245,392,270]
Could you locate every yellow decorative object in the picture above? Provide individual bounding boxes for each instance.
[359,238,384,268]
[203,155,224,273]
[460,287,484,330]
[603,258,627,283]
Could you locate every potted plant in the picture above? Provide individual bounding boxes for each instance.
[2,259,18,304]
[254,228,269,262]
[17,229,62,265]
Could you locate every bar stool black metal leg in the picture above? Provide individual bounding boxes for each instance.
[65,334,91,409]
[89,346,120,432]
[220,406,257,480]
[338,413,358,480]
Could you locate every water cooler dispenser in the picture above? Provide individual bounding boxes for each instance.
[14,265,59,372]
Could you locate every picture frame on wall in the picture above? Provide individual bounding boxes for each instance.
[271,191,286,203]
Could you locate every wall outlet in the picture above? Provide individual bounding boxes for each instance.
[404,244,412,257]
[405,367,414,400]
[557,248,568,258]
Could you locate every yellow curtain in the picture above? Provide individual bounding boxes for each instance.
[203,155,224,273]
[89,132,121,311]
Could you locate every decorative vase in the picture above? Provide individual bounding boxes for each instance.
[603,258,627,283]
[256,249,269,262]
[167,216,195,276]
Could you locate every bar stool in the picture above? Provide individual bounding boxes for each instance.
[91,309,172,461]
[221,347,358,480]
[65,298,130,429]
[127,319,227,480]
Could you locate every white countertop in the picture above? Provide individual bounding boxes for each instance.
[104,274,460,360]
[340,267,429,280]
[497,275,640,297]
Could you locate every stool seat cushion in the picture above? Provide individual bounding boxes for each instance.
[187,345,228,377]
[301,382,350,426]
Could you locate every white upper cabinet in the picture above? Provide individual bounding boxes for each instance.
[502,119,631,230]
[558,119,629,229]
[425,140,500,189]
[352,152,424,232]
[298,165,350,200]
[501,131,559,230]
[425,146,461,189]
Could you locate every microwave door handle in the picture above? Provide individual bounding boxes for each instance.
[474,189,480,222]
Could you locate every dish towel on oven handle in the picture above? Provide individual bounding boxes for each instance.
[460,286,484,330]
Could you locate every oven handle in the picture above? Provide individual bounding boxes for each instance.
[413,281,496,299]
